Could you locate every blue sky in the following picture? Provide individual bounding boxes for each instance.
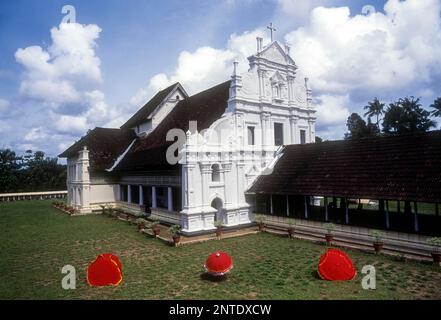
[0,0,440,157]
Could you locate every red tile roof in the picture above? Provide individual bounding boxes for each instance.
[248,131,441,203]
[58,127,136,172]
[115,80,231,171]
[120,82,180,130]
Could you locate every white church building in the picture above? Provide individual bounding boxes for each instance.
[59,37,316,235]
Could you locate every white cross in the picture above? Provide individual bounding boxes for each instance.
[267,23,277,42]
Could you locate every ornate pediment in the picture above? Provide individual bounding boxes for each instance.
[258,41,296,66]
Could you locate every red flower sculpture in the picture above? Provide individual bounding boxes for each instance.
[318,248,356,281]
[204,251,233,276]
[87,253,123,286]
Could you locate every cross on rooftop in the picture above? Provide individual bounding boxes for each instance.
[267,23,277,42]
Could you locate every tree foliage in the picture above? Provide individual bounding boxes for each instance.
[382,97,436,135]
[0,149,66,193]
[346,96,439,140]
[345,113,380,140]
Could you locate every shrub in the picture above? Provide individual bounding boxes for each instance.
[169,224,182,236]
[372,230,384,243]
[427,237,441,252]
[323,222,335,234]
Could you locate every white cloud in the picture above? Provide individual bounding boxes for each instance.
[24,127,49,142]
[130,29,270,107]
[53,114,88,134]
[315,94,350,127]
[13,22,117,151]
[284,0,441,95]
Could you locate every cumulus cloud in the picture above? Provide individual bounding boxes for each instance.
[285,0,441,96]
[130,29,270,108]
[315,94,350,128]
[13,22,115,151]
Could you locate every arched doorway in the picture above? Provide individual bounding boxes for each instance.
[211,197,223,222]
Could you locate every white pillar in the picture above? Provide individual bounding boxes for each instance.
[151,186,157,208]
[413,202,419,232]
[139,185,144,205]
[345,198,349,224]
[385,200,390,229]
[167,187,173,212]
[127,185,132,203]
[304,196,308,219]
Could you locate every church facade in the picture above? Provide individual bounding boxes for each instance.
[59,39,316,234]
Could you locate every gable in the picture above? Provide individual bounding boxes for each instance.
[114,80,231,171]
[120,82,188,130]
[258,41,295,66]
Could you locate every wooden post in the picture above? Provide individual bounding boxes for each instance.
[385,200,390,229]
[286,195,290,216]
[413,201,419,232]
[304,196,308,219]
[436,203,439,217]
[324,196,329,221]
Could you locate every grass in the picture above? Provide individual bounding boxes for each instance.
[0,200,440,300]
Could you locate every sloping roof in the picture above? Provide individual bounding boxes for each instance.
[58,127,136,172]
[248,131,441,203]
[115,80,231,171]
[120,82,181,130]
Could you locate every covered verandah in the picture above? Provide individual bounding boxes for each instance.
[246,193,441,236]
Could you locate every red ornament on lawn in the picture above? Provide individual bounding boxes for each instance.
[204,251,233,276]
[317,248,356,281]
[87,253,123,287]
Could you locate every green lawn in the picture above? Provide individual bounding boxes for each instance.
[0,200,440,300]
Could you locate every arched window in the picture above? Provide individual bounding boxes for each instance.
[211,164,220,182]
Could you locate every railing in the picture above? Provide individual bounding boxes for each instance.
[258,213,435,261]
[0,191,67,202]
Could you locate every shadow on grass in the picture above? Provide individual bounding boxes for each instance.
[200,273,228,283]
[311,270,322,280]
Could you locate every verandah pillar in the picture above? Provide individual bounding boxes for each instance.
[413,202,419,232]
[151,186,157,209]
[139,185,144,205]
[385,200,390,229]
[324,196,329,221]
[167,187,173,212]
[286,195,290,216]
[344,198,349,224]
[304,196,308,219]
[127,185,132,203]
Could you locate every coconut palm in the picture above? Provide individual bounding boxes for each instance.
[430,97,441,118]
[363,97,385,125]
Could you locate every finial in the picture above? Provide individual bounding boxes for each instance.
[256,37,263,52]
[304,77,309,88]
[285,43,290,55]
[233,60,238,76]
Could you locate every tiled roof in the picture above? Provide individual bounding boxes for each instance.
[58,127,136,172]
[248,131,441,203]
[120,82,180,130]
[115,80,231,171]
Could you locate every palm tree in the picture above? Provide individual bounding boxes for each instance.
[430,97,441,118]
[364,97,385,125]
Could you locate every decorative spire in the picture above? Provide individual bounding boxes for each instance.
[305,77,312,105]
[232,60,238,76]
